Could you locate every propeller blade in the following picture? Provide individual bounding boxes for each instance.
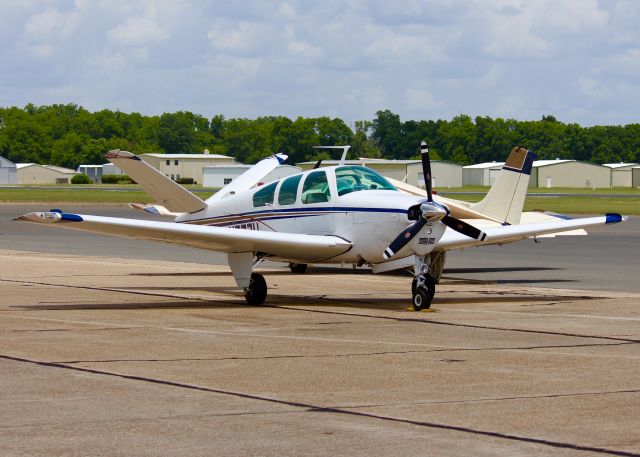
[442,215,487,241]
[383,218,427,259]
[420,141,433,202]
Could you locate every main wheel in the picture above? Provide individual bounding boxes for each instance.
[289,263,308,274]
[244,273,267,305]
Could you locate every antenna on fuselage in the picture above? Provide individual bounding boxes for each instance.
[312,145,351,166]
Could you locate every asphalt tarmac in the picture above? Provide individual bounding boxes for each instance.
[1,203,639,456]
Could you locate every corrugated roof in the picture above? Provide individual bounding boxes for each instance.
[142,153,233,159]
[464,162,505,169]
[44,165,76,173]
[603,163,638,169]
[16,163,75,173]
[533,159,574,167]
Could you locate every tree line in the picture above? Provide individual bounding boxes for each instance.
[0,104,638,170]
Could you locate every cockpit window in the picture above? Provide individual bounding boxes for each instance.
[252,181,278,207]
[335,166,396,196]
[278,174,302,206]
[301,170,330,204]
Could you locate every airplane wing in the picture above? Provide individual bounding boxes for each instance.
[15,211,352,262]
[434,214,626,251]
[106,150,207,214]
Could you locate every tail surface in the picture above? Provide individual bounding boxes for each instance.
[469,147,536,225]
[206,153,287,203]
[106,150,207,214]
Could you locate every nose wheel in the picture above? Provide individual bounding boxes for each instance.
[411,274,435,311]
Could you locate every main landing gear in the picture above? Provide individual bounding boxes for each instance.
[412,257,436,311]
[228,252,269,306]
[244,272,267,305]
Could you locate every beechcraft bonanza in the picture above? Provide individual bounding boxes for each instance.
[17,142,627,311]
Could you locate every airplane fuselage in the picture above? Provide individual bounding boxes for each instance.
[176,165,445,265]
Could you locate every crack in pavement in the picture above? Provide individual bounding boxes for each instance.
[52,341,634,365]
[1,354,638,457]
[264,304,640,343]
[5,327,134,333]
[336,388,640,409]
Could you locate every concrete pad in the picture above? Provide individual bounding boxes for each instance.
[1,249,639,456]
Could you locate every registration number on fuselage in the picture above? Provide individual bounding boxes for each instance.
[230,222,259,231]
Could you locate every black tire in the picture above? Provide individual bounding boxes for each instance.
[289,263,308,274]
[411,275,436,301]
[244,273,267,305]
[412,287,431,311]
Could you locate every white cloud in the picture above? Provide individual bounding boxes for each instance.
[108,15,168,46]
[288,40,322,61]
[2,0,640,126]
[24,6,81,39]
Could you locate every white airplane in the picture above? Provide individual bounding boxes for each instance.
[16,142,626,311]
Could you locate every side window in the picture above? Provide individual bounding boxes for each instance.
[301,171,330,204]
[278,174,302,205]
[166,160,170,166]
[252,181,278,207]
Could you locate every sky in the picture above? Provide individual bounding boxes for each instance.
[1,0,639,126]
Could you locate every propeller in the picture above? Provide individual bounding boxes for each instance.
[383,141,487,260]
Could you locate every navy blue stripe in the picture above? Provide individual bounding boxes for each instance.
[185,206,408,225]
[211,214,323,227]
[61,213,83,221]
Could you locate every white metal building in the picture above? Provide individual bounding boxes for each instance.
[462,162,505,186]
[203,164,301,188]
[633,167,640,188]
[76,163,125,184]
[140,153,236,184]
[603,163,638,188]
[0,156,17,184]
[77,165,103,183]
[103,163,123,175]
[297,159,463,188]
[531,160,611,188]
[16,164,77,184]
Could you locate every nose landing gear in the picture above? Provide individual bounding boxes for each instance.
[411,257,436,311]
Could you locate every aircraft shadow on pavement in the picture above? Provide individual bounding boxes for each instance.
[444,266,560,274]
[16,290,579,311]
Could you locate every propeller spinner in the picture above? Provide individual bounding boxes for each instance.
[382,141,487,260]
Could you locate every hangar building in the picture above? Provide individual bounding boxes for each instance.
[530,160,611,188]
[203,164,301,188]
[76,163,125,184]
[77,165,103,183]
[633,167,640,188]
[16,164,76,184]
[140,153,236,184]
[462,162,504,186]
[603,163,638,188]
[0,156,17,184]
[296,159,463,188]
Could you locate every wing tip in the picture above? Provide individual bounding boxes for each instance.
[605,213,626,224]
[15,211,83,223]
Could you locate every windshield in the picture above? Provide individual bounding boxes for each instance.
[335,166,396,196]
